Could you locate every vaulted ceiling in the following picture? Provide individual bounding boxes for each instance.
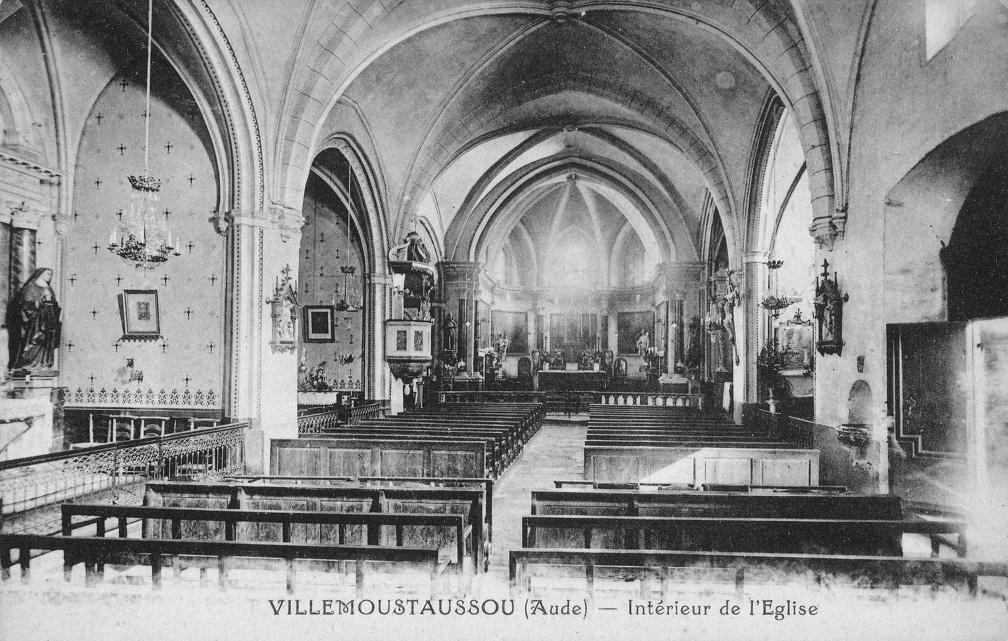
[339,10,775,277]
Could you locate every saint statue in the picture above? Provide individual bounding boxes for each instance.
[496,332,509,357]
[636,330,650,359]
[442,313,458,353]
[7,267,62,372]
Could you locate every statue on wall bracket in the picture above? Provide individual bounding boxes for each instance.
[813,259,848,356]
[6,267,62,376]
[266,264,298,354]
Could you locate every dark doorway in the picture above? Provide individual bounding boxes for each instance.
[943,161,1008,321]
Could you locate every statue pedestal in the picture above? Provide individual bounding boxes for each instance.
[5,372,62,454]
[0,396,54,460]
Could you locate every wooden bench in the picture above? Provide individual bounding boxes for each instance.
[508,548,1008,600]
[272,436,493,479]
[227,475,494,545]
[60,503,472,574]
[520,514,968,557]
[144,481,490,571]
[583,444,821,486]
[1,533,440,596]
[530,489,901,520]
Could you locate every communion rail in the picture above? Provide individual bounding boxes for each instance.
[0,421,248,534]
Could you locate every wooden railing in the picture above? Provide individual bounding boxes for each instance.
[296,408,340,435]
[0,421,248,533]
[347,402,383,424]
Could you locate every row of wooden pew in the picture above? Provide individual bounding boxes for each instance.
[584,404,820,486]
[0,475,497,595]
[509,485,1007,599]
[273,402,543,479]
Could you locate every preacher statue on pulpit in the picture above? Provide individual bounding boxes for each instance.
[7,267,62,372]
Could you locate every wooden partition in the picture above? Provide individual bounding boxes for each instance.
[271,437,488,479]
[583,446,820,486]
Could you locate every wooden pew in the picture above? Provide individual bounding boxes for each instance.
[530,489,902,520]
[520,514,969,557]
[583,444,821,486]
[271,436,493,479]
[227,475,494,548]
[144,481,490,571]
[60,503,472,574]
[508,548,1008,600]
[0,533,439,596]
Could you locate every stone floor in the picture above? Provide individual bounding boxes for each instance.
[487,417,586,576]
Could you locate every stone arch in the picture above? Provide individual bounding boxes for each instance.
[313,133,390,276]
[404,77,730,231]
[273,0,836,243]
[456,156,675,265]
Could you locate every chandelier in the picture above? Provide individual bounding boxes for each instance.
[334,157,362,312]
[760,259,791,316]
[108,0,178,271]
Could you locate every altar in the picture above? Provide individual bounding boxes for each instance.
[537,370,607,392]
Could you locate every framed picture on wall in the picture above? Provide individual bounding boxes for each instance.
[617,311,654,355]
[119,289,161,339]
[303,305,336,342]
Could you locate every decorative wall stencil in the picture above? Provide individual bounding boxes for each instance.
[298,175,365,390]
[63,52,225,409]
[71,385,218,407]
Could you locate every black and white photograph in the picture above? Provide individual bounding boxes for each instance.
[1,1,1007,640]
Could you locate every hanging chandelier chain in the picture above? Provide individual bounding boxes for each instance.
[144,0,152,178]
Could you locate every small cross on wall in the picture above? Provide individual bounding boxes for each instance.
[91,309,98,319]
[117,144,126,156]
[69,274,77,285]
[161,342,168,353]
[95,113,103,125]
[161,275,169,286]
[209,274,218,285]
[119,77,129,91]
[66,342,74,352]
[115,275,122,286]
[92,244,100,254]
[114,342,121,353]
[88,375,96,388]
[187,242,194,253]
[164,141,173,154]
[207,342,215,353]
[187,175,195,186]
[183,376,191,387]
[184,308,193,319]
[94,178,102,189]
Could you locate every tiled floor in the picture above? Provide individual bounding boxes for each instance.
[487,418,586,576]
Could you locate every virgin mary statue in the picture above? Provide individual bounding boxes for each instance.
[6,267,62,371]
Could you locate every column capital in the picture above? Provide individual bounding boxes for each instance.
[269,204,304,243]
[437,260,482,283]
[809,217,842,252]
[742,250,770,264]
[10,202,43,230]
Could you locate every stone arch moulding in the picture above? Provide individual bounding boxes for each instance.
[272,0,836,246]
[313,134,391,277]
[460,158,675,267]
[171,0,266,217]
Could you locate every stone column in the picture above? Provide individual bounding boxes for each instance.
[1,204,11,356]
[740,250,769,412]
[367,273,393,402]
[438,261,482,367]
[9,203,39,296]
